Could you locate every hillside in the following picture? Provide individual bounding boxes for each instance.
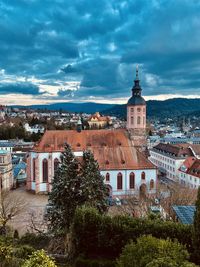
[12,98,200,119]
[13,102,115,114]
[103,98,200,119]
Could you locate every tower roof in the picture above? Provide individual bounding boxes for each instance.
[127,66,146,106]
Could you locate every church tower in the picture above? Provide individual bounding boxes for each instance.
[127,66,146,146]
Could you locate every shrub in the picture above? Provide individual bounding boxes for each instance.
[19,233,50,250]
[116,236,197,267]
[21,249,57,267]
[75,256,115,267]
[72,207,192,259]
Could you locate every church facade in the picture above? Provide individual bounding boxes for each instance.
[26,68,157,197]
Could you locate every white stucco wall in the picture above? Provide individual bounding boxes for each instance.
[29,151,157,196]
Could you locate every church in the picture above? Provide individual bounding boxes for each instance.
[26,68,157,197]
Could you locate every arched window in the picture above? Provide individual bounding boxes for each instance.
[106,173,110,182]
[42,159,48,182]
[131,116,134,125]
[54,158,59,173]
[137,116,141,124]
[150,179,154,190]
[141,171,146,180]
[129,172,135,189]
[33,158,36,182]
[117,172,123,190]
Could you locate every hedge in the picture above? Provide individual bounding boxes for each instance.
[71,207,193,259]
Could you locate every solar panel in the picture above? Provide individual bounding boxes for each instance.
[172,206,196,225]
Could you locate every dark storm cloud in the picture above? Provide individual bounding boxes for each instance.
[0,82,42,95]
[0,0,200,102]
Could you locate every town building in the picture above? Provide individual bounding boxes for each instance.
[26,69,157,197]
[0,141,14,153]
[87,112,112,129]
[24,123,45,134]
[178,157,200,188]
[149,143,194,181]
[0,150,13,190]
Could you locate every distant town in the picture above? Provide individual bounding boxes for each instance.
[1,70,200,266]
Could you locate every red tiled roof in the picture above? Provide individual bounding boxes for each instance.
[153,143,194,157]
[33,129,156,170]
[179,157,200,178]
[189,145,200,156]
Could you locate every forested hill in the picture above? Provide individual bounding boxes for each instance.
[12,98,200,119]
[102,98,200,119]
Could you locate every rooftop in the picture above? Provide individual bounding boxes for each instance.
[172,205,196,224]
[33,129,156,170]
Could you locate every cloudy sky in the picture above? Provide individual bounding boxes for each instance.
[0,0,200,105]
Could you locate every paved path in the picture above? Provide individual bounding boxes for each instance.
[8,187,48,235]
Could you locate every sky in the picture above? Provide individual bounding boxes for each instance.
[1,0,200,105]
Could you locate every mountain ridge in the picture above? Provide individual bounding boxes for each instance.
[11,98,200,119]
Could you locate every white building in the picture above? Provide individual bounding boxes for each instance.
[149,143,194,181]
[24,123,45,134]
[27,129,157,196]
[178,157,200,189]
[0,150,13,189]
[0,141,14,153]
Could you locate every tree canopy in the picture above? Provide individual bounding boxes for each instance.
[47,144,107,233]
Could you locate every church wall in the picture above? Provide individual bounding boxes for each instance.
[28,151,157,196]
[101,169,157,196]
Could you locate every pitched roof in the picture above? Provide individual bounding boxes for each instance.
[179,157,200,178]
[189,144,200,157]
[13,161,26,177]
[33,129,156,170]
[88,112,110,122]
[172,205,196,224]
[153,143,193,158]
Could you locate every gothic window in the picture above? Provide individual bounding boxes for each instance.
[33,158,36,182]
[54,158,59,173]
[131,116,134,125]
[141,171,146,180]
[117,172,123,190]
[42,159,48,182]
[106,172,110,182]
[129,172,135,189]
[150,179,154,190]
[137,116,141,124]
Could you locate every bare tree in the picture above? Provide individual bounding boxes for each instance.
[27,210,47,234]
[0,189,26,233]
[157,182,197,218]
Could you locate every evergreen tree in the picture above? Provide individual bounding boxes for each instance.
[47,144,81,233]
[80,150,108,213]
[47,145,108,233]
[193,187,200,264]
